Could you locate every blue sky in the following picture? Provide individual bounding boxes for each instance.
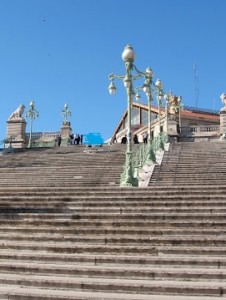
[0,0,226,142]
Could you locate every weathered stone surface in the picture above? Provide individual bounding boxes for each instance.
[0,143,225,299]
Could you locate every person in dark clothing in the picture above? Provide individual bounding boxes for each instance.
[133,134,139,144]
[77,134,81,145]
[70,134,74,145]
[121,135,127,144]
[57,135,62,146]
[74,133,78,145]
[80,134,83,145]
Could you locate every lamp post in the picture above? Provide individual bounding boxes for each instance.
[135,67,156,163]
[178,96,182,129]
[108,44,143,187]
[164,91,173,134]
[108,45,166,184]
[142,67,153,142]
[61,103,71,123]
[155,79,164,134]
[25,101,39,148]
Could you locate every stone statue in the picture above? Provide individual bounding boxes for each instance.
[220,93,226,107]
[168,96,179,115]
[8,104,25,121]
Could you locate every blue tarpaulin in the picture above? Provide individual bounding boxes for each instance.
[83,133,104,146]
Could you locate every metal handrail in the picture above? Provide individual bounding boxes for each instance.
[124,132,169,187]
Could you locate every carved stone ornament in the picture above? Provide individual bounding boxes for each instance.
[8,104,25,121]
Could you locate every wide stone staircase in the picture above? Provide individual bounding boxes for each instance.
[0,144,125,187]
[0,142,226,299]
[149,141,226,186]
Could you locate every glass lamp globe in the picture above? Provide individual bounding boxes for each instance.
[122,44,135,63]
[30,101,35,109]
[155,79,163,89]
[142,84,150,93]
[108,82,116,95]
[123,76,131,88]
[145,67,153,77]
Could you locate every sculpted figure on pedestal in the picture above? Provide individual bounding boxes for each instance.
[8,104,25,121]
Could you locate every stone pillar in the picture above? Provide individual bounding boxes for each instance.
[6,119,27,148]
[220,94,226,140]
[6,105,27,148]
[167,119,179,142]
[220,109,226,133]
[60,121,72,138]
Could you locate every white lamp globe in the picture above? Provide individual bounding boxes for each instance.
[122,44,135,63]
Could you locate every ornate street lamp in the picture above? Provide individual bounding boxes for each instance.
[108,44,146,187]
[135,67,156,163]
[164,90,173,133]
[61,103,71,123]
[108,45,167,184]
[155,79,164,134]
[25,101,39,148]
[178,96,182,129]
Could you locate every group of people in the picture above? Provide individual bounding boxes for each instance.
[55,133,84,147]
[120,132,148,144]
[69,133,83,145]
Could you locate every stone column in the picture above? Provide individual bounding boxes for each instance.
[6,119,27,148]
[167,119,179,142]
[220,108,226,134]
[220,94,226,140]
[61,121,72,138]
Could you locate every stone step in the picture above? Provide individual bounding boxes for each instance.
[0,260,226,282]
[2,192,226,199]
[1,226,226,236]
[0,240,226,256]
[0,273,224,298]
[3,212,224,220]
[1,193,226,200]
[1,219,226,229]
[1,195,226,202]
[0,184,225,191]
[1,207,226,214]
[150,181,226,185]
[0,250,225,268]
[0,286,222,300]
[0,233,225,246]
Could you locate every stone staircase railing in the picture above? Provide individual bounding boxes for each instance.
[179,125,220,141]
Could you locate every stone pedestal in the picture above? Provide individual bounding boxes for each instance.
[220,107,226,135]
[167,120,179,142]
[6,119,27,148]
[61,121,72,138]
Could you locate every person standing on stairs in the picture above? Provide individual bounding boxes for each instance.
[57,134,62,146]
[133,134,139,144]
